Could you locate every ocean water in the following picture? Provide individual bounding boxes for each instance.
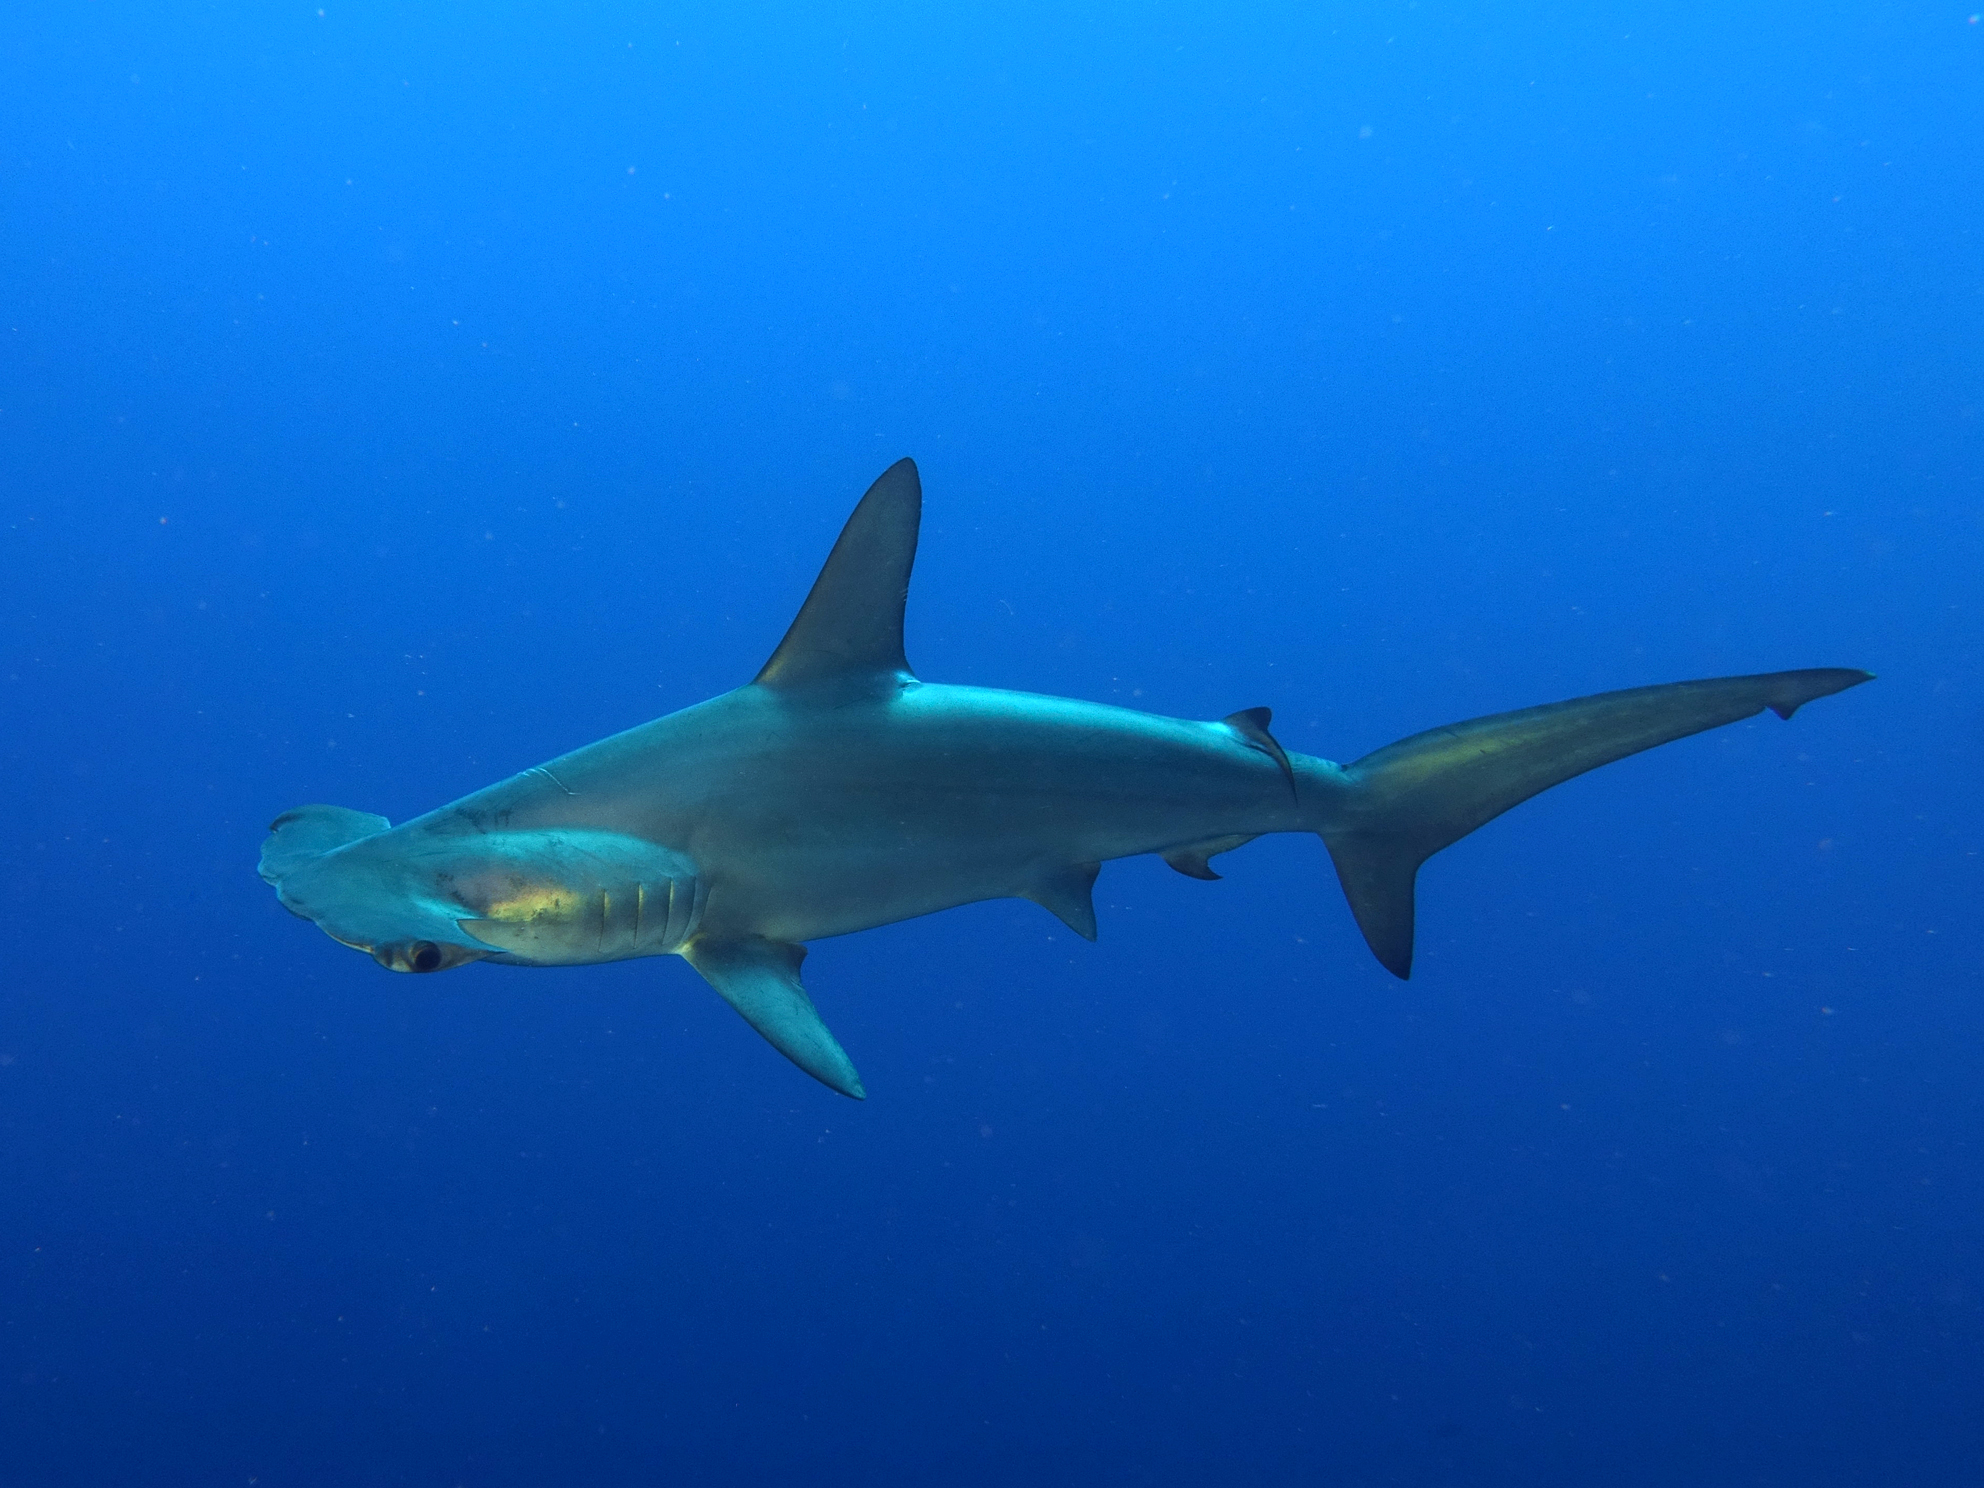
[2,3,1979,1483]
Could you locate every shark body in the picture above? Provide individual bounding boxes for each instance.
[261,460,1871,1097]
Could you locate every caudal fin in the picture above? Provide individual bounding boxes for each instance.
[1319,668,1873,978]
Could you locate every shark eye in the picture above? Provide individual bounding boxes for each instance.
[408,941,443,973]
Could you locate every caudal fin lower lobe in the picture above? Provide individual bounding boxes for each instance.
[1320,668,1872,978]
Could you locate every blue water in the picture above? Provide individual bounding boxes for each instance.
[3,4,1979,1483]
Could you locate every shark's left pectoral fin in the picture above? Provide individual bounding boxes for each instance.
[682,936,866,1099]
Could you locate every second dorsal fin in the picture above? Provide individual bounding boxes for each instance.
[1221,706,1297,798]
[755,458,922,690]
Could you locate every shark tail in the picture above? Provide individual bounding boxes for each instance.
[1316,668,1872,978]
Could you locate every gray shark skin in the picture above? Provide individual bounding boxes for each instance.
[261,459,1873,1099]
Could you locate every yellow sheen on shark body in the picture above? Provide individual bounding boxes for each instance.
[478,883,582,923]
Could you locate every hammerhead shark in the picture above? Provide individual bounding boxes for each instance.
[260,460,1870,1098]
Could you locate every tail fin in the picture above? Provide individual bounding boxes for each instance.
[1320,668,1872,978]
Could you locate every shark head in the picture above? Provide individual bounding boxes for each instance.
[258,806,496,973]
[258,804,704,972]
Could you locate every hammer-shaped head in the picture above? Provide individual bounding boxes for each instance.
[259,805,702,973]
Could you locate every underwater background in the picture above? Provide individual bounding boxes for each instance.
[2,2,1980,1483]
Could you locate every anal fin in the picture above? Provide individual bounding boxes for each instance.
[1160,833,1256,881]
[682,936,865,1099]
[1023,861,1101,940]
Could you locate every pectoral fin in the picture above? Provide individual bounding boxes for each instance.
[682,936,866,1099]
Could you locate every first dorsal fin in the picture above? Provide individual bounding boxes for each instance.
[755,458,921,689]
